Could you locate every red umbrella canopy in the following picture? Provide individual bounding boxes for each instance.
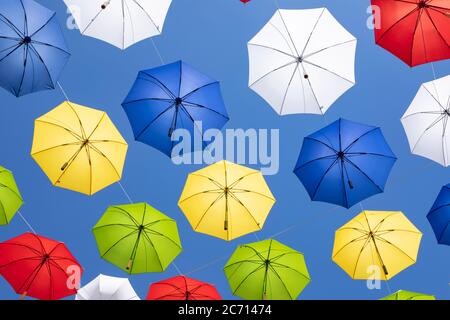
[241,0,251,3]
[146,276,222,300]
[372,0,450,67]
[0,233,83,300]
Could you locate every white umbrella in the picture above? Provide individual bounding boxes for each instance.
[248,8,357,115]
[64,0,172,49]
[76,274,140,300]
[401,75,450,167]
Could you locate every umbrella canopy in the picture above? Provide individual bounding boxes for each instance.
[248,8,356,115]
[224,239,310,300]
[0,232,83,300]
[372,0,450,67]
[122,60,229,157]
[64,0,172,49]
[0,165,23,225]
[294,118,396,208]
[93,203,182,274]
[427,183,450,245]
[31,101,128,195]
[0,0,70,96]
[401,75,450,166]
[332,211,422,280]
[178,160,275,241]
[146,276,222,300]
[380,290,436,300]
[76,274,140,300]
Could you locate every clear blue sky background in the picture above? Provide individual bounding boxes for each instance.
[0,0,449,300]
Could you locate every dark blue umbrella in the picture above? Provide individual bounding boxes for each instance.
[122,61,229,157]
[294,118,396,208]
[0,0,70,97]
[427,184,450,246]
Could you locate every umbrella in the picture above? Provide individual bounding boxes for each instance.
[64,0,172,49]
[178,160,275,241]
[372,0,450,67]
[248,8,356,115]
[380,290,436,300]
[332,210,422,280]
[224,239,310,300]
[122,60,229,157]
[31,101,128,195]
[0,165,23,225]
[427,183,450,245]
[0,0,70,97]
[294,118,396,208]
[0,232,83,300]
[146,276,221,300]
[93,203,182,274]
[76,274,140,300]
[401,75,450,166]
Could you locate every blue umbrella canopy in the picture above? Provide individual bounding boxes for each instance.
[0,0,70,97]
[122,61,229,157]
[294,118,396,208]
[427,184,450,246]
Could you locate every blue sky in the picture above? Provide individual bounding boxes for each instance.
[0,0,449,300]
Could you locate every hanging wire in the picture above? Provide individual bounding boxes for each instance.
[17,210,37,234]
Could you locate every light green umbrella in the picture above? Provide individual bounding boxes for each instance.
[224,239,310,300]
[0,165,23,225]
[381,290,436,300]
[93,203,182,274]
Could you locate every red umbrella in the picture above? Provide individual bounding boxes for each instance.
[0,233,83,300]
[241,0,251,3]
[146,276,222,300]
[372,0,450,66]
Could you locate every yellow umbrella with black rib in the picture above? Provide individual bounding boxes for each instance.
[332,210,422,280]
[31,101,128,195]
[178,160,276,241]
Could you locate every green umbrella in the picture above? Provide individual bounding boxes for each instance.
[381,290,436,300]
[224,239,310,300]
[0,165,23,225]
[93,203,182,274]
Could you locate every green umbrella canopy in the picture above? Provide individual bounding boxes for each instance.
[224,239,310,300]
[381,290,436,300]
[93,203,182,274]
[0,165,23,225]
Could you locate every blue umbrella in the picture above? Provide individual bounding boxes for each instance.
[122,61,229,157]
[0,0,70,97]
[427,184,450,246]
[294,118,396,208]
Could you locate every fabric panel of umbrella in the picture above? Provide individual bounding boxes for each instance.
[76,274,140,300]
[0,165,23,225]
[146,276,222,300]
[178,160,276,241]
[401,75,450,166]
[332,210,422,280]
[372,0,450,67]
[31,101,128,195]
[380,289,436,300]
[0,232,83,300]
[93,203,182,274]
[248,8,357,115]
[427,183,450,245]
[294,118,397,208]
[0,0,70,96]
[122,60,229,157]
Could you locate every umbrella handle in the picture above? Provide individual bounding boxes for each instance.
[19,291,27,300]
[224,220,228,231]
[126,259,133,270]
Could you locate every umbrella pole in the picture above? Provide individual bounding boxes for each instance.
[19,291,27,300]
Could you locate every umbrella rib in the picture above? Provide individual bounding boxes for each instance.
[248,60,297,88]
[44,258,54,300]
[339,160,350,208]
[375,7,420,45]
[81,9,103,35]
[0,42,22,54]
[138,73,176,99]
[275,10,300,57]
[122,97,173,105]
[343,128,379,152]
[332,234,369,258]
[294,155,337,171]
[29,13,56,38]
[248,43,296,59]
[302,60,355,84]
[31,142,83,157]
[269,261,311,281]
[427,203,450,217]
[411,114,446,152]
[267,264,294,300]
[0,13,24,37]
[100,230,139,257]
[343,158,383,192]
[0,43,23,63]
[302,39,356,60]
[228,192,262,229]
[179,105,208,149]
[278,62,298,115]
[145,218,177,227]
[144,227,182,250]
[224,259,264,269]
[89,139,128,146]
[181,82,218,100]
[189,173,225,189]
[130,0,160,32]
[351,236,372,278]
[134,102,176,140]
[300,8,326,58]
[230,189,275,201]
[17,44,29,96]
[304,137,338,153]
[372,235,417,262]
[228,171,259,189]
[30,40,70,56]
[345,152,396,159]
[178,189,224,205]
[34,119,83,140]
[0,181,23,202]
[140,231,165,271]
[87,144,122,179]
[422,85,446,110]
[437,221,450,242]
[424,8,449,48]
[232,264,265,296]
[409,8,424,65]
[182,101,230,120]
[311,158,340,200]
[193,193,225,229]
[27,44,55,90]
[240,244,267,261]
[17,259,47,295]
[299,62,323,114]
[0,256,42,270]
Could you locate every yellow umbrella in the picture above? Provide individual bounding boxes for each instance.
[332,210,422,280]
[178,160,275,241]
[31,101,128,195]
